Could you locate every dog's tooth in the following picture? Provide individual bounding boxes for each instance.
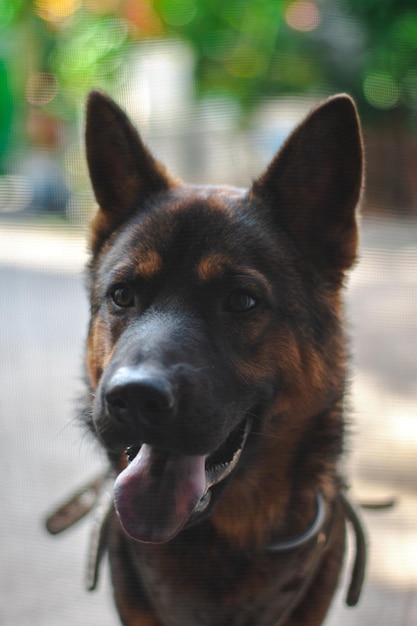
[126,445,141,464]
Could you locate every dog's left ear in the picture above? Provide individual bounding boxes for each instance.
[85,90,173,255]
[252,95,363,276]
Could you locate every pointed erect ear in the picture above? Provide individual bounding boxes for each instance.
[85,90,173,254]
[252,95,363,276]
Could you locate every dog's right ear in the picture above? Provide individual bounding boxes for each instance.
[85,90,172,255]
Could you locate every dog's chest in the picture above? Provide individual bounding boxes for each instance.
[134,541,321,626]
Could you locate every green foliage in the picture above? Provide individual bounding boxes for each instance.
[0,0,25,27]
[340,0,417,118]
[154,0,316,108]
[152,0,417,122]
[50,11,130,98]
[1,1,417,125]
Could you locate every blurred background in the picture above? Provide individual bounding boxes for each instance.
[0,1,416,624]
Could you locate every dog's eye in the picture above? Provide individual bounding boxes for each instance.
[111,284,135,308]
[224,290,258,313]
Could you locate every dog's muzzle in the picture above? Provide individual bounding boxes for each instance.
[103,366,251,544]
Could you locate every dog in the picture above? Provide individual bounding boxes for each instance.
[78,90,366,625]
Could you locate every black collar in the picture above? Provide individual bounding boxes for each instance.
[265,489,366,608]
[267,491,327,552]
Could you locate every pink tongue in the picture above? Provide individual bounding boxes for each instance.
[114,444,207,544]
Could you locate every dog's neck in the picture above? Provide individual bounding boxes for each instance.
[266,491,326,552]
[48,468,364,609]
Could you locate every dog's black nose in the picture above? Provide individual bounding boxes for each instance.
[105,366,176,426]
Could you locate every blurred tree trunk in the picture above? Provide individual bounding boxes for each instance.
[364,114,417,215]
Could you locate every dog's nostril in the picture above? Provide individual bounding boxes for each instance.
[135,382,176,420]
[106,394,128,412]
[144,397,165,413]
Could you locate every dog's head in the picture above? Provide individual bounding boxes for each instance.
[84,91,362,546]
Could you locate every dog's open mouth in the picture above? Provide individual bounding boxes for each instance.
[113,419,251,544]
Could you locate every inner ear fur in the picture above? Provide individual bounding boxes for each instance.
[252,94,363,275]
[85,90,173,255]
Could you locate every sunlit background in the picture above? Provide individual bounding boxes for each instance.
[0,1,416,624]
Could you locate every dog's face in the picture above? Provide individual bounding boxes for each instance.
[85,91,362,546]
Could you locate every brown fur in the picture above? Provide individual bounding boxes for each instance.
[83,90,363,625]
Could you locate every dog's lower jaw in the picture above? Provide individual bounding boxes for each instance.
[204,418,252,491]
[187,417,253,522]
[113,418,252,544]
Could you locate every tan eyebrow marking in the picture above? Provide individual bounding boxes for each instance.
[197,254,273,297]
[136,250,162,280]
[197,253,234,282]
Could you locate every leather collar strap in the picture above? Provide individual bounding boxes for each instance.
[266,490,366,607]
[267,491,327,552]
[340,492,367,607]
[45,472,114,591]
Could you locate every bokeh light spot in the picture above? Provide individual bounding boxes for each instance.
[285,1,320,32]
[363,72,399,110]
[159,0,197,27]
[35,0,81,22]
[26,72,59,106]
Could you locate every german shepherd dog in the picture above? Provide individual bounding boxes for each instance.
[82,90,364,625]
